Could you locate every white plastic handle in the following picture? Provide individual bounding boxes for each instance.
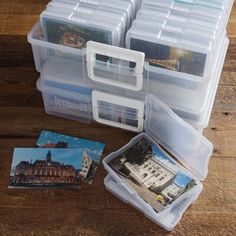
[86,41,145,91]
[92,90,145,132]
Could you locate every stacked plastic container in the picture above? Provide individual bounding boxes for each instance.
[28,0,233,134]
[27,0,233,231]
[125,0,233,132]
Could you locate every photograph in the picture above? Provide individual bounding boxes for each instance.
[43,18,112,63]
[9,147,104,189]
[42,18,113,63]
[47,92,92,120]
[130,37,207,76]
[108,138,197,213]
[36,130,105,183]
[37,130,105,150]
[97,101,139,128]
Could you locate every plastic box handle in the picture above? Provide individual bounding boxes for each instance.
[86,41,145,91]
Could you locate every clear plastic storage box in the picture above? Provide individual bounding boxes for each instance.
[102,93,213,230]
[27,0,232,231]
[28,22,229,132]
[104,174,202,231]
[127,0,233,78]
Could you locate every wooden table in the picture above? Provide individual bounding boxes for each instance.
[0,1,236,235]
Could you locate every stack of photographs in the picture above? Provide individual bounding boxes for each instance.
[126,0,233,77]
[9,130,105,189]
[102,129,212,231]
[99,94,214,231]
[40,0,141,49]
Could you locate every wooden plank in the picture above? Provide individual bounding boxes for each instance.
[0,208,235,236]
[0,68,42,107]
[0,153,235,211]
[228,4,236,38]
[220,71,236,86]
[0,36,34,68]
[0,2,235,235]
[0,112,235,158]
[0,1,49,15]
[0,15,39,35]
[214,85,236,111]
[0,101,235,157]
[0,107,135,144]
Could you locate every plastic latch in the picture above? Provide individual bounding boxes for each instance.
[86,41,145,91]
[92,90,145,132]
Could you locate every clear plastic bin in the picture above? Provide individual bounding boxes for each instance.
[126,0,233,79]
[102,94,213,230]
[28,22,229,131]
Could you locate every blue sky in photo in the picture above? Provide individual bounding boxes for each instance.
[151,144,176,165]
[10,148,87,175]
[151,144,193,188]
[174,172,193,188]
[36,130,105,161]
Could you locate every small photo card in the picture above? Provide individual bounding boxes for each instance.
[9,147,103,189]
[37,130,105,151]
[130,37,207,76]
[43,18,113,49]
[108,138,197,213]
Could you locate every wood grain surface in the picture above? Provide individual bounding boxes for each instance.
[0,1,236,236]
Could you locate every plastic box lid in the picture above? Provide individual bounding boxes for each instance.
[101,93,213,181]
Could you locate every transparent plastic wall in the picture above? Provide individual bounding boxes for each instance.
[28,22,228,130]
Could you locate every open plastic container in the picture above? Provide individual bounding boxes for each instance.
[28,22,229,131]
[102,94,213,230]
[104,173,202,231]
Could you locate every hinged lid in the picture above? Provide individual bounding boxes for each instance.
[144,94,213,180]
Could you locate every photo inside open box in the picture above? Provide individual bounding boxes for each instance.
[103,110,212,230]
[101,91,214,227]
[106,136,199,212]
[104,174,202,231]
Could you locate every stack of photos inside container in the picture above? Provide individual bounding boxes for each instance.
[41,0,143,49]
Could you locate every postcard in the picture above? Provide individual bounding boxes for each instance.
[108,138,197,213]
[37,130,105,150]
[9,147,105,189]
[36,130,105,182]
[130,37,207,76]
